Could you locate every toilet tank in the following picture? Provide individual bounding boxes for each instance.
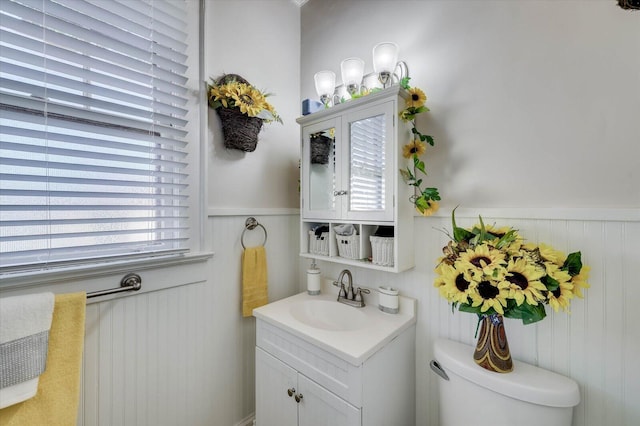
[432,338,580,426]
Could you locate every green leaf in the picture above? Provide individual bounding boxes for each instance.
[452,207,474,242]
[541,274,559,292]
[399,169,412,183]
[458,303,485,315]
[563,251,583,276]
[425,135,435,146]
[494,229,518,249]
[508,303,547,325]
[423,187,441,201]
[400,77,411,90]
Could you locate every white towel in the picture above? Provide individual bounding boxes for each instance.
[0,293,55,409]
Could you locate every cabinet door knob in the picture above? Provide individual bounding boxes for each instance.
[287,388,295,397]
[295,393,304,403]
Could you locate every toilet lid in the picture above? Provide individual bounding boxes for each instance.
[433,339,580,408]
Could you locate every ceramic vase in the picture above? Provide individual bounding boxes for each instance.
[473,313,514,373]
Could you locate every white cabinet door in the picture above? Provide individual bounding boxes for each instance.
[301,118,340,220]
[256,348,298,426]
[342,101,394,222]
[297,375,361,426]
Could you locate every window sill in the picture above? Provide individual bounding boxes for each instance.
[0,252,214,295]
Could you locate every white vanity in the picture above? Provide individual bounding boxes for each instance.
[253,282,416,426]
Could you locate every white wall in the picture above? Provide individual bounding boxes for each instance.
[301,0,640,210]
[205,0,302,212]
[300,1,640,425]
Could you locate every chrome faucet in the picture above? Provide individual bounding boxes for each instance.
[334,269,370,308]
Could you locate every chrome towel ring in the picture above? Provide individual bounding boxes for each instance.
[241,217,267,249]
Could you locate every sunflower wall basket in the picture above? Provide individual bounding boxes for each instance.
[208,73,281,152]
[210,74,261,152]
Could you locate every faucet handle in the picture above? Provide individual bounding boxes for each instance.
[338,283,347,299]
[354,287,370,303]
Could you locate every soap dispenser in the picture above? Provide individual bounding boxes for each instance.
[307,260,321,295]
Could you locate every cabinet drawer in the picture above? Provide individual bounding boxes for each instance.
[256,320,363,406]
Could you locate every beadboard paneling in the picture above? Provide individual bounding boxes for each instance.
[76,214,300,426]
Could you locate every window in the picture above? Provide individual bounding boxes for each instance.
[0,0,192,274]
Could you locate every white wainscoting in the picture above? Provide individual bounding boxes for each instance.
[3,211,636,425]
[75,214,300,425]
[315,210,640,426]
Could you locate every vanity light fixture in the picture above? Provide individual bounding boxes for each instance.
[314,70,336,107]
[313,42,410,106]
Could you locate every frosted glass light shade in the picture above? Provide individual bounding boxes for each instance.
[373,42,399,87]
[373,42,399,73]
[314,70,336,97]
[314,70,336,106]
[340,57,365,95]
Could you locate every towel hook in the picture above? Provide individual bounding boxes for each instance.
[241,217,267,249]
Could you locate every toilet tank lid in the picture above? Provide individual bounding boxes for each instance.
[433,338,580,408]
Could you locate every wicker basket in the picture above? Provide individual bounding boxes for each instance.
[213,74,263,152]
[310,134,332,164]
[370,236,394,266]
[308,230,329,256]
[335,234,360,259]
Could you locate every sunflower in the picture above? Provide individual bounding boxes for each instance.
[406,87,427,108]
[501,258,546,306]
[416,200,439,216]
[526,242,566,266]
[570,265,591,298]
[435,263,476,304]
[547,280,574,312]
[543,263,574,312]
[232,84,267,117]
[402,140,426,159]
[469,280,509,315]
[209,84,232,108]
[457,243,507,280]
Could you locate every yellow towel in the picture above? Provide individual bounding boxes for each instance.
[242,246,268,317]
[0,292,86,426]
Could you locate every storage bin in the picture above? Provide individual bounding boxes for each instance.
[335,233,360,259]
[308,230,329,256]
[370,236,394,266]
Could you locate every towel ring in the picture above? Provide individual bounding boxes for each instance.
[241,217,267,249]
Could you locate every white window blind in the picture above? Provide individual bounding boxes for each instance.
[349,114,386,211]
[0,0,191,272]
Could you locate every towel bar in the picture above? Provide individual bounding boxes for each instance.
[87,273,142,299]
[241,217,267,249]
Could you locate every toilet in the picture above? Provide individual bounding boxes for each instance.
[431,338,580,426]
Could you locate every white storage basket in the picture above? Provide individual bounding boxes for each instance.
[335,233,360,259]
[370,236,394,266]
[309,230,329,256]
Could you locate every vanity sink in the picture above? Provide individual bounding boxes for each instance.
[253,283,416,365]
[289,299,368,331]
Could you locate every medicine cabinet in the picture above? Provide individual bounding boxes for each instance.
[297,86,414,273]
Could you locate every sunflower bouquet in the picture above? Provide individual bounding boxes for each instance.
[207,74,281,123]
[434,209,590,325]
[398,78,441,216]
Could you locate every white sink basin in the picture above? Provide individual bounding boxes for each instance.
[253,287,416,364]
[289,299,368,331]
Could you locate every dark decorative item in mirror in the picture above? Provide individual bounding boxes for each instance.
[309,132,333,164]
[617,0,640,10]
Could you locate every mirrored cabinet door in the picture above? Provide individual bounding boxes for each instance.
[302,119,339,219]
[343,103,394,221]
